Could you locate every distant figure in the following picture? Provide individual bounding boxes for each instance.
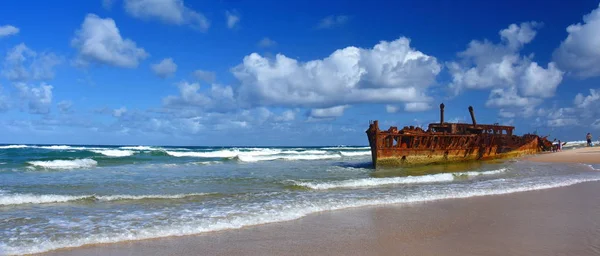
[587,133,593,147]
[557,140,562,152]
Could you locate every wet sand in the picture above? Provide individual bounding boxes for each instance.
[40,180,600,256]
[526,147,600,164]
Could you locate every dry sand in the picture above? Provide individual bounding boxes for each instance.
[526,147,600,164]
[40,181,600,256]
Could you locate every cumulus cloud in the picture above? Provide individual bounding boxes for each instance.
[0,25,19,37]
[274,110,295,122]
[2,43,62,81]
[232,37,440,112]
[404,102,431,112]
[309,105,349,119]
[225,10,240,29]
[258,37,276,48]
[15,82,53,114]
[541,89,600,128]
[163,81,236,112]
[151,58,177,78]
[124,0,209,32]
[316,15,349,29]
[449,22,563,118]
[553,3,600,78]
[192,69,215,83]
[386,105,400,113]
[71,14,148,68]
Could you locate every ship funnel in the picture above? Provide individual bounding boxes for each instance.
[468,106,477,126]
[440,103,445,124]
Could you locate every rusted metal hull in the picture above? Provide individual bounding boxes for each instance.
[367,132,543,167]
[366,105,553,168]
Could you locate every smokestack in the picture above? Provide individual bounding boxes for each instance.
[440,103,445,124]
[468,106,477,127]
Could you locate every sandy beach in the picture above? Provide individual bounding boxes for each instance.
[526,146,600,164]
[36,148,600,256]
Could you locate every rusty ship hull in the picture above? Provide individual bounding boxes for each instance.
[366,104,552,168]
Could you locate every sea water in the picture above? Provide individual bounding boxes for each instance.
[0,144,599,255]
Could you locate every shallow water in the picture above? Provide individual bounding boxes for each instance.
[1,144,599,255]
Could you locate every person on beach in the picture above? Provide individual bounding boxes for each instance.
[587,133,593,147]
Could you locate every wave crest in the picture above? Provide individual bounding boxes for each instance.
[27,159,98,169]
[294,168,508,190]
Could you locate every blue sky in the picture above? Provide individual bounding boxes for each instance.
[1,0,600,146]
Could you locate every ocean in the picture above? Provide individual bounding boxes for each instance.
[1,144,600,255]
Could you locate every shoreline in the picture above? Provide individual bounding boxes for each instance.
[25,148,600,255]
[524,146,600,164]
[38,180,600,256]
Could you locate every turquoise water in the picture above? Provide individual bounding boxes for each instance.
[1,144,600,255]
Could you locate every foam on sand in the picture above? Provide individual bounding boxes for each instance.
[4,175,600,255]
[27,159,98,169]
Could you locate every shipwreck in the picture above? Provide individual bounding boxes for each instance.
[366,103,553,168]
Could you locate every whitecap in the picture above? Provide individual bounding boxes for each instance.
[27,159,97,170]
[90,149,135,157]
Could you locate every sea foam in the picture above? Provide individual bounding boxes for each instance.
[0,193,210,206]
[90,149,135,157]
[27,159,97,169]
[4,176,600,256]
[293,168,508,190]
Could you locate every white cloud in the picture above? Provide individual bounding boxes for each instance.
[163,81,235,112]
[449,22,563,118]
[574,89,600,109]
[151,58,177,78]
[316,15,349,29]
[113,107,127,117]
[57,100,73,113]
[0,25,19,37]
[485,87,541,108]
[192,69,215,83]
[232,37,440,112]
[553,3,600,78]
[71,14,148,68]
[404,102,431,112]
[274,110,295,122]
[309,105,349,119]
[2,43,62,81]
[386,105,400,113]
[258,37,276,48]
[225,10,240,29]
[124,0,209,32]
[15,82,53,114]
[449,22,562,97]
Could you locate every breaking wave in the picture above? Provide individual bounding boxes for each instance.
[90,149,135,157]
[0,193,211,206]
[293,168,508,190]
[5,176,600,255]
[0,145,28,149]
[236,154,342,162]
[339,151,371,156]
[27,159,98,170]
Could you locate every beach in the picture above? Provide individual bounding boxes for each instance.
[526,146,600,164]
[29,147,600,256]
